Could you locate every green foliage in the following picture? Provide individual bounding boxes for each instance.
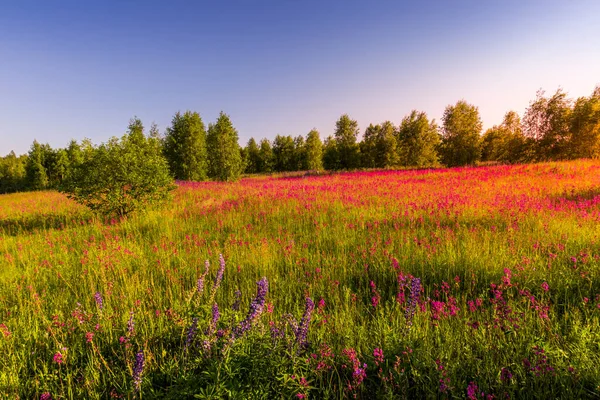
[272,134,296,172]
[440,100,483,167]
[292,135,308,171]
[333,114,361,169]
[163,111,209,181]
[360,122,400,169]
[569,87,600,159]
[305,129,323,171]
[25,141,50,190]
[258,138,274,173]
[207,112,244,181]
[523,89,572,161]
[244,138,261,174]
[0,151,27,193]
[60,118,176,218]
[322,135,339,171]
[397,110,441,168]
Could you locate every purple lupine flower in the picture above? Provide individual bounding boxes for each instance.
[232,289,242,311]
[197,276,205,294]
[185,317,198,348]
[94,292,103,310]
[284,313,298,332]
[405,277,421,326]
[212,255,226,294]
[233,277,268,338]
[127,312,135,336]
[197,260,210,294]
[132,350,145,392]
[209,303,220,333]
[295,297,314,350]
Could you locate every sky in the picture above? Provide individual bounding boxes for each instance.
[1,0,599,156]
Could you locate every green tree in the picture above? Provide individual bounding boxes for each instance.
[25,141,49,190]
[397,111,441,168]
[258,139,274,173]
[569,86,600,159]
[440,100,483,167]
[293,135,308,171]
[360,124,380,168]
[333,114,360,169]
[272,134,295,172]
[0,151,27,193]
[305,129,323,171]
[244,138,261,174]
[163,111,208,181]
[61,118,175,218]
[46,148,70,187]
[522,89,572,161]
[206,112,243,181]
[481,111,527,163]
[322,135,339,171]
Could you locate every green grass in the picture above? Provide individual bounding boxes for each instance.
[1,160,600,399]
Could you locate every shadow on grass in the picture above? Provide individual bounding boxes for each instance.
[0,212,92,236]
[550,187,600,203]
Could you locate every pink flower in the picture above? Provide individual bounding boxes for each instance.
[296,394,306,399]
[85,332,94,343]
[53,352,64,364]
[373,348,384,365]
[541,282,549,292]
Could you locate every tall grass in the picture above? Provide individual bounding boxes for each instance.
[1,160,600,398]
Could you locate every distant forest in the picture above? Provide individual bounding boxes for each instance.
[1,85,599,194]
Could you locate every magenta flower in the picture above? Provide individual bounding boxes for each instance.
[53,352,64,364]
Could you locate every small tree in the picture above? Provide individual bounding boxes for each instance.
[333,114,361,169]
[397,110,441,168]
[440,100,483,167]
[206,112,244,181]
[163,111,208,181]
[258,139,274,173]
[244,138,261,173]
[305,129,323,171]
[61,118,175,218]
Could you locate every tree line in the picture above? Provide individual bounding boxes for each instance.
[1,85,599,194]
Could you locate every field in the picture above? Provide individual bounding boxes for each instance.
[1,160,600,399]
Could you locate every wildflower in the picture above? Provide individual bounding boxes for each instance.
[53,352,64,364]
[208,303,220,334]
[295,297,315,350]
[132,350,145,392]
[85,332,94,343]
[126,312,135,336]
[352,363,367,386]
[296,394,306,399]
[466,381,480,399]
[232,289,241,311]
[500,367,512,382]
[40,393,52,400]
[373,348,384,365]
[405,277,421,325]
[541,282,549,292]
[0,323,11,338]
[197,260,210,294]
[185,317,198,348]
[213,254,226,292]
[233,277,268,338]
[94,292,103,310]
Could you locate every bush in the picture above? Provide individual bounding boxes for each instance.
[60,119,175,218]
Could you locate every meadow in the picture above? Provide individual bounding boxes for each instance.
[1,160,600,399]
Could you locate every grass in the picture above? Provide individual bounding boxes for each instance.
[1,160,600,399]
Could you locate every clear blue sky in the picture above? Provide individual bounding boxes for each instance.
[1,0,599,155]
